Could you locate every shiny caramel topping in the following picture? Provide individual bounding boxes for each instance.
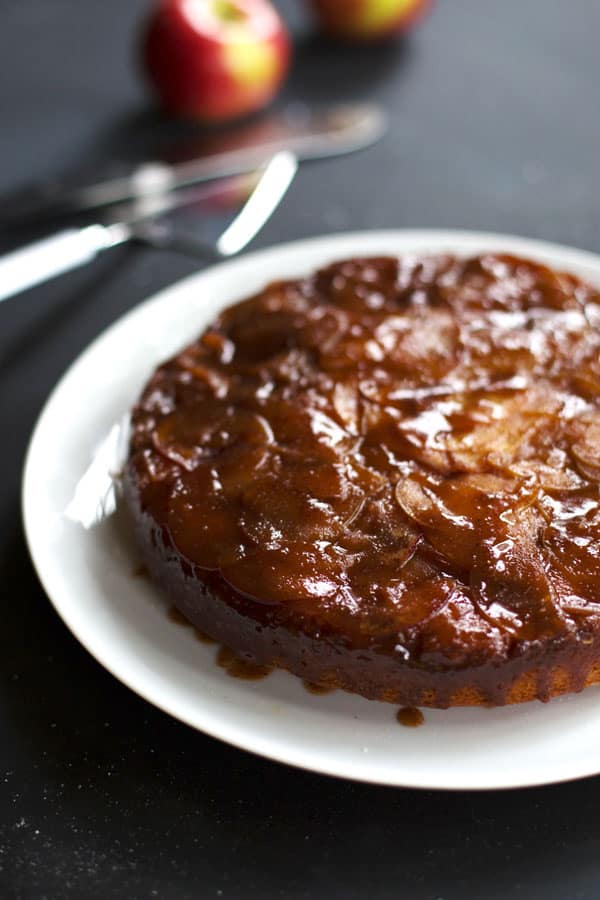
[129,255,600,669]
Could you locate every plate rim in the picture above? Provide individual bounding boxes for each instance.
[22,227,600,791]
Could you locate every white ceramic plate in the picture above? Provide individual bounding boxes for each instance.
[23,230,600,790]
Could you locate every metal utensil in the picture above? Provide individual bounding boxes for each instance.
[1,103,385,223]
[0,152,297,304]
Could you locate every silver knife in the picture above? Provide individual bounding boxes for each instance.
[0,152,297,304]
[2,103,385,223]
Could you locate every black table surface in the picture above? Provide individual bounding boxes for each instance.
[3,1,600,897]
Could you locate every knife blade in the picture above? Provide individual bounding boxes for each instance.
[1,103,386,224]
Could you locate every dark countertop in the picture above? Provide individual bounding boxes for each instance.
[3,2,600,897]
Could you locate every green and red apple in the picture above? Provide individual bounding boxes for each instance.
[142,0,291,122]
[308,0,434,40]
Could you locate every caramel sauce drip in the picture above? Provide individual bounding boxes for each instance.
[216,645,273,680]
[396,707,425,727]
[303,681,336,695]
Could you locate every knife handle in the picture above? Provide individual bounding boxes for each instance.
[0,225,117,303]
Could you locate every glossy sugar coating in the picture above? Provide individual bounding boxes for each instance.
[126,255,600,706]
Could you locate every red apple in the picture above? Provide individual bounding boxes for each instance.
[142,0,291,121]
[308,0,434,41]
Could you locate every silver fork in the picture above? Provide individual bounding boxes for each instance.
[0,151,297,304]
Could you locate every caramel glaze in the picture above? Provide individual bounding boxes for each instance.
[303,681,336,695]
[216,645,273,680]
[396,707,425,728]
[125,254,600,707]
